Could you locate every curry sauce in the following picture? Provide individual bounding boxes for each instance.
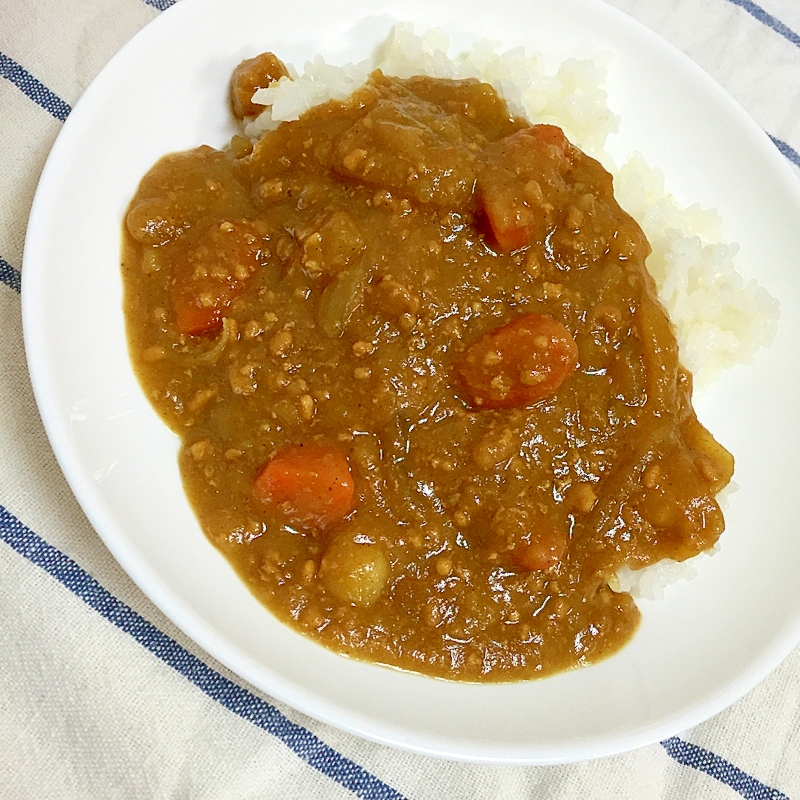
[121,60,733,680]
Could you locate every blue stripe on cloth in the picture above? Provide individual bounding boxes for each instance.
[0,52,71,122]
[661,737,788,800]
[769,135,800,169]
[726,0,800,48]
[0,256,21,293]
[0,504,408,800]
[140,0,175,10]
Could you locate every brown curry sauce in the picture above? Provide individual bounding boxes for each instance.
[121,58,733,681]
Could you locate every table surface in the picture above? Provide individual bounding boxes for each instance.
[2,0,799,797]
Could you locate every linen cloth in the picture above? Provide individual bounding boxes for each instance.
[2,0,800,797]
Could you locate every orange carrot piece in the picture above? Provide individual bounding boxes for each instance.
[478,124,571,252]
[173,295,223,336]
[523,124,569,149]
[252,443,355,532]
[511,523,568,572]
[457,313,579,409]
[171,220,264,336]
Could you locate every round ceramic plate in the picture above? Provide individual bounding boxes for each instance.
[22,0,800,764]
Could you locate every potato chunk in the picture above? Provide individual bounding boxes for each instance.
[230,52,290,120]
[319,531,390,607]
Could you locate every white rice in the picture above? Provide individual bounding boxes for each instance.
[247,23,620,159]
[615,157,779,383]
[241,24,778,596]
[608,480,739,600]
[610,552,712,602]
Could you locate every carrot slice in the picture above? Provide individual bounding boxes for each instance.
[457,313,579,409]
[171,220,264,336]
[524,124,569,149]
[511,523,568,572]
[478,124,572,252]
[252,443,355,532]
[173,296,222,336]
[491,506,568,572]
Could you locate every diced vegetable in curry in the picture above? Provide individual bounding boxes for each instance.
[121,55,734,681]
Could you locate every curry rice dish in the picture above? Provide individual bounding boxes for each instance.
[121,52,734,681]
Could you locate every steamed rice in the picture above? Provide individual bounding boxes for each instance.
[242,24,779,597]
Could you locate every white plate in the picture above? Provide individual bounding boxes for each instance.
[22,0,800,764]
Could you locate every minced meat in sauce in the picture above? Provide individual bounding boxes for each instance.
[121,55,734,681]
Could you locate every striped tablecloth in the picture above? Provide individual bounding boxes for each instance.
[2,0,799,797]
